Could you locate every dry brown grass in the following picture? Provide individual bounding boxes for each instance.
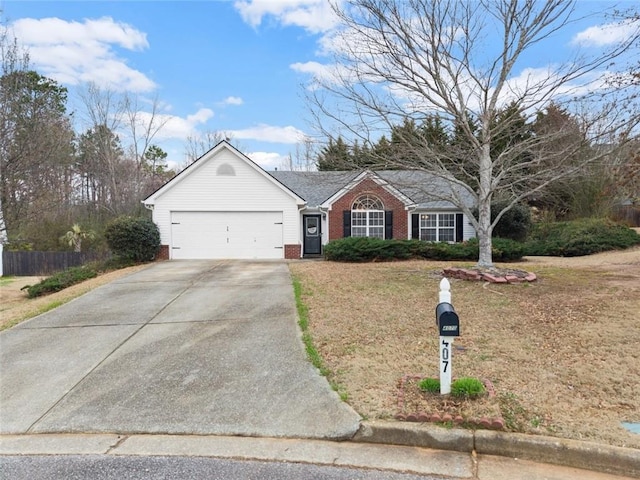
[289,247,640,449]
[0,264,149,331]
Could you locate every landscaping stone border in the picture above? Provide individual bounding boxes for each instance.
[443,267,537,284]
[395,374,505,430]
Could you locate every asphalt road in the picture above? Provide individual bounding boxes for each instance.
[0,455,450,480]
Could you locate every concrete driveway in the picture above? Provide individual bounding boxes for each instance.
[0,261,361,439]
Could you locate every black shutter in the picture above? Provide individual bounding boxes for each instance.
[385,211,393,239]
[343,210,351,237]
[411,214,419,239]
[455,213,464,242]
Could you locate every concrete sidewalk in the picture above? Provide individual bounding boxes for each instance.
[0,260,360,439]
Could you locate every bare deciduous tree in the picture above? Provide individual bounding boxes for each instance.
[123,93,170,194]
[308,0,640,267]
[77,83,127,214]
[284,135,318,171]
[183,129,233,168]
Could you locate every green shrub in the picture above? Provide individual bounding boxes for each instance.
[525,218,640,257]
[493,202,532,242]
[22,265,98,298]
[490,238,526,262]
[323,237,525,262]
[473,201,532,242]
[418,377,441,394]
[412,239,478,261]
[104,216,160,262]
[323,237,413,262]
[451,377,486,399]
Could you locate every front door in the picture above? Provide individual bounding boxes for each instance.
[303,215,322,256]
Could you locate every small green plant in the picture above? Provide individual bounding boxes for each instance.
[451,377,485,398]
[418,377,441,394]
[60,223,96,252]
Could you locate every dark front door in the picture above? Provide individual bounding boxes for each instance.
[303,215,322,256]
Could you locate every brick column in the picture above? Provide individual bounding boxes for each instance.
[284,244,301,259]
[156,245,169,260]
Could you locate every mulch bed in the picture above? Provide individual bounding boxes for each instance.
[396,375,505,430]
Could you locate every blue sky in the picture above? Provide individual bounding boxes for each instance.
[0,0,636,170]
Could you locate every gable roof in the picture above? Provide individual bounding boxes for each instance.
[143,140,304,206]
[269,170,360,206]
[269,170,475,209]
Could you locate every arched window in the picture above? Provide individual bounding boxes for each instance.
[351,194,385,238]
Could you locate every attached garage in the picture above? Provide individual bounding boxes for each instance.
[143,141,305,260]
[170,211,283,259]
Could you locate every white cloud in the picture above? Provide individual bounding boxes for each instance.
[10,16,155,92]
[230,124,305,143]
[247,151,289,169]
[234,0,339,33]
[572,19,640,47]
[290,60,329,76]
[186,108,215,125]
[13,16,148,49]
[128,108,215,141]
[223,96,244,105]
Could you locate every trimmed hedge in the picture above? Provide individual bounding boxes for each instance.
[104,216,160,262]
[525,218,640,257]
[322,219,638,262]
[323,237,524,262]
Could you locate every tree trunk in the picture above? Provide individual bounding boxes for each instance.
[477,225,493,269]
[477,145,493,269]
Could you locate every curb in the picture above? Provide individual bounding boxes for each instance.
[351,420,640,478]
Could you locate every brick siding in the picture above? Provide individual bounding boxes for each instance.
[328,177,408,240]
[157,245,170,260]
[284,244,301,259]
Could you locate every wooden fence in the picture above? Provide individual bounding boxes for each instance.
[1,251,106,276]
[612,205,640,227]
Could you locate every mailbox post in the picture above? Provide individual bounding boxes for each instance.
[436,278,460,395]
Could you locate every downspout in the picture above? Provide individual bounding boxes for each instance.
[407,205,417,240]
[319,206,329,250]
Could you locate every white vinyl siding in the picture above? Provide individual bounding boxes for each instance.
[151,148,301,259]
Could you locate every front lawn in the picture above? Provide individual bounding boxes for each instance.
[289,249,640,449]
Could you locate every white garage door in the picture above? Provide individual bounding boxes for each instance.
[170,211,283,259]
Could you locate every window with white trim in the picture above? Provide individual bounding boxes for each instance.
[352,195,385,238]
[420,213,455,242]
